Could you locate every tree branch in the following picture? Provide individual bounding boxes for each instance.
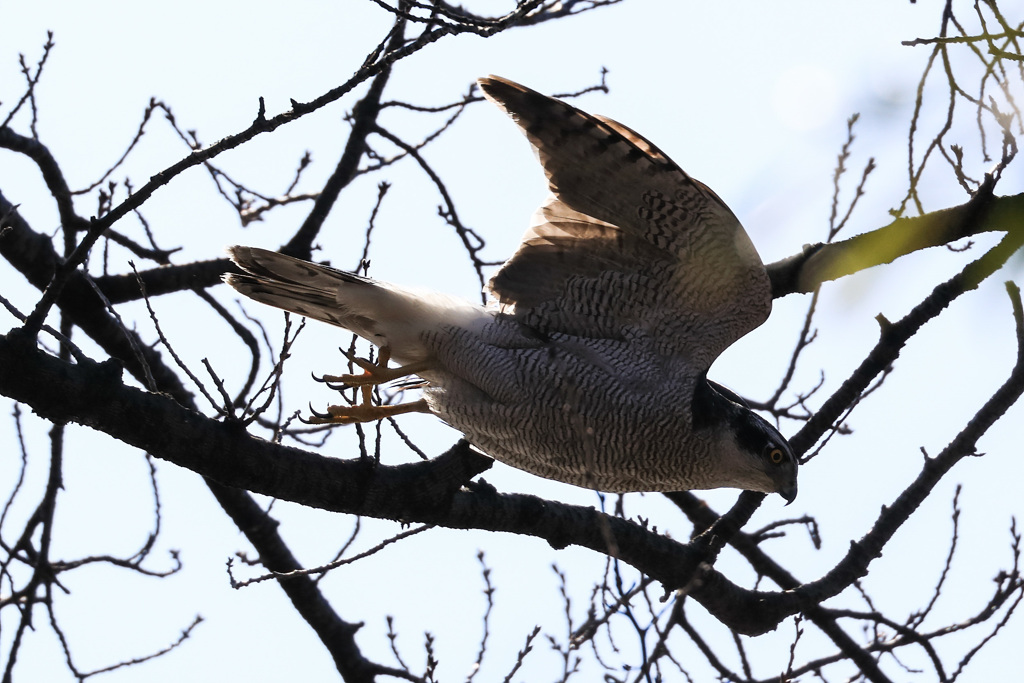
[767,191,1024,297]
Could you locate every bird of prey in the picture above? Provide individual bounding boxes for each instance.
[225,76,798,501]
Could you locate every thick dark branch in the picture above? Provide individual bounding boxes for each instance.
[90,258,232,304]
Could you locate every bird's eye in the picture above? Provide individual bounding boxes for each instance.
[767,447,784,464]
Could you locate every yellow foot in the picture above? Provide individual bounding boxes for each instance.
[307,346,434,425]
[304,398,431,425]
[317,347,433,388]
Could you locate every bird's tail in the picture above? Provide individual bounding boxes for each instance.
[224,246,488,367]
[224,246,389,342]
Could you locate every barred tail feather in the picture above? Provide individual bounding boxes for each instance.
[224,246,491,366]
[224,246,383,339]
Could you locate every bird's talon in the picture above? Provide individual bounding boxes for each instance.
[315,345,409,389]
[306,402,333,420]
[321,352,434,390]
[300,404,336,425]
[304,399,431,425]
[305,346,432,425]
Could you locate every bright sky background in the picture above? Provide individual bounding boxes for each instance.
[2,1,1023,681]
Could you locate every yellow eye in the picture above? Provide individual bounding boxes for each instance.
[768,447,784,464]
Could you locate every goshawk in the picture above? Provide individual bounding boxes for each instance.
[225,76,798,501]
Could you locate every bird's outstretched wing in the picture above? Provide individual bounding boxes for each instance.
[479,76,771,373]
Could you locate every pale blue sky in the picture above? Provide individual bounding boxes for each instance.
[2,1,1022,681]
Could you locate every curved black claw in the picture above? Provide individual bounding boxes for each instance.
[305,402,334,421]
[311,372,351,391]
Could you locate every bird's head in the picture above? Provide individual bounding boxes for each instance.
[694,381,799,503]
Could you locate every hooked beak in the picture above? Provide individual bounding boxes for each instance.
[778,481,798,505]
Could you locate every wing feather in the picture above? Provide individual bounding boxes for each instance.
[479,76,771,370]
